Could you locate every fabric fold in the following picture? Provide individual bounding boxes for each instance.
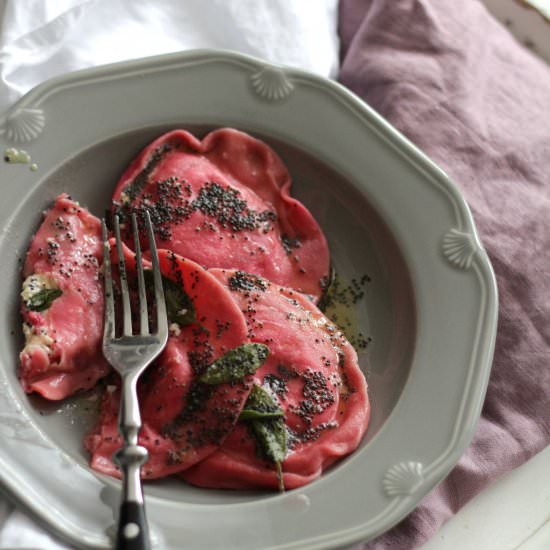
[0,0,339,114]
[338,1,550,548]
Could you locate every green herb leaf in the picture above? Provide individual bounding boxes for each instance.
[144,270,196,326]
[26,288,62,312]
[239,384,284,420]
[240,384,286,491]
[250,417,287,464]
[239,409,285,420]
[199,343,269,385]
[250,416,287,492]
[163,277,195,326]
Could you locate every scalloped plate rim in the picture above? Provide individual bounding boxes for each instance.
[0,49,498,550]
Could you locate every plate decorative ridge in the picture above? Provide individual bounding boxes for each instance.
[383,462,425,498]
[0,107,45,143]
[250,65,294,101]
[442,228,481,270]
[0,50,498,550]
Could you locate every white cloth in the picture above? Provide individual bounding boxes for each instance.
[0,0,339,547]
[0,0,339,113]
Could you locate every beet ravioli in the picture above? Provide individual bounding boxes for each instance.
[112,128,330,301]
[19,194,110,400]
[19,129,370,491]
[181,270,370,490]
[85,250,268,478]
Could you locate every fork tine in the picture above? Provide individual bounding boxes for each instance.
[143,211,168,338]
[132,213,149,336]
[102,220,115,343]
[113,215,133,337]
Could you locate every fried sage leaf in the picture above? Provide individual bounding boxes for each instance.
[199,343,269,385]
[26,288,62,312]
[250,416,287,463]
[241,384,287,492]
[251,416,287,492]
[144,270,196,326]
[239,384,285,420]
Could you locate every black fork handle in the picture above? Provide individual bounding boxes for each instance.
[115,374,151,550]
[116,501,151,550]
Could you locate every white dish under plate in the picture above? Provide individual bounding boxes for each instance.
[0,50,497,549]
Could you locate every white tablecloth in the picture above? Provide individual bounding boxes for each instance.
[0,1,339,547]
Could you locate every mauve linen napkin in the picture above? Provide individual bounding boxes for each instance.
[338,0,550,548]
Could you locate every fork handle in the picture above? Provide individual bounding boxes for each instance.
[116,374,151,550]
[115,439,151,550]
[117,500,150,550]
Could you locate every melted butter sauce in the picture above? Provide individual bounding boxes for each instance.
[320,271,371,352]
[4,147,38,171]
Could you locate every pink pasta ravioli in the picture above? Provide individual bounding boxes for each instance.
[112,128,330,302]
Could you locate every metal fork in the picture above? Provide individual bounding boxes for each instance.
[102,211,168,550]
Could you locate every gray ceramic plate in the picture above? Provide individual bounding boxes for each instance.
[0,50,497,549]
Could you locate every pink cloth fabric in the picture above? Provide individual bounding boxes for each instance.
[338,0,550,548]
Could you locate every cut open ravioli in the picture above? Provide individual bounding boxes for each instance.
[20,194,110,400]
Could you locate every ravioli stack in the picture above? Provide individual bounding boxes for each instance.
[20,129,370,490]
